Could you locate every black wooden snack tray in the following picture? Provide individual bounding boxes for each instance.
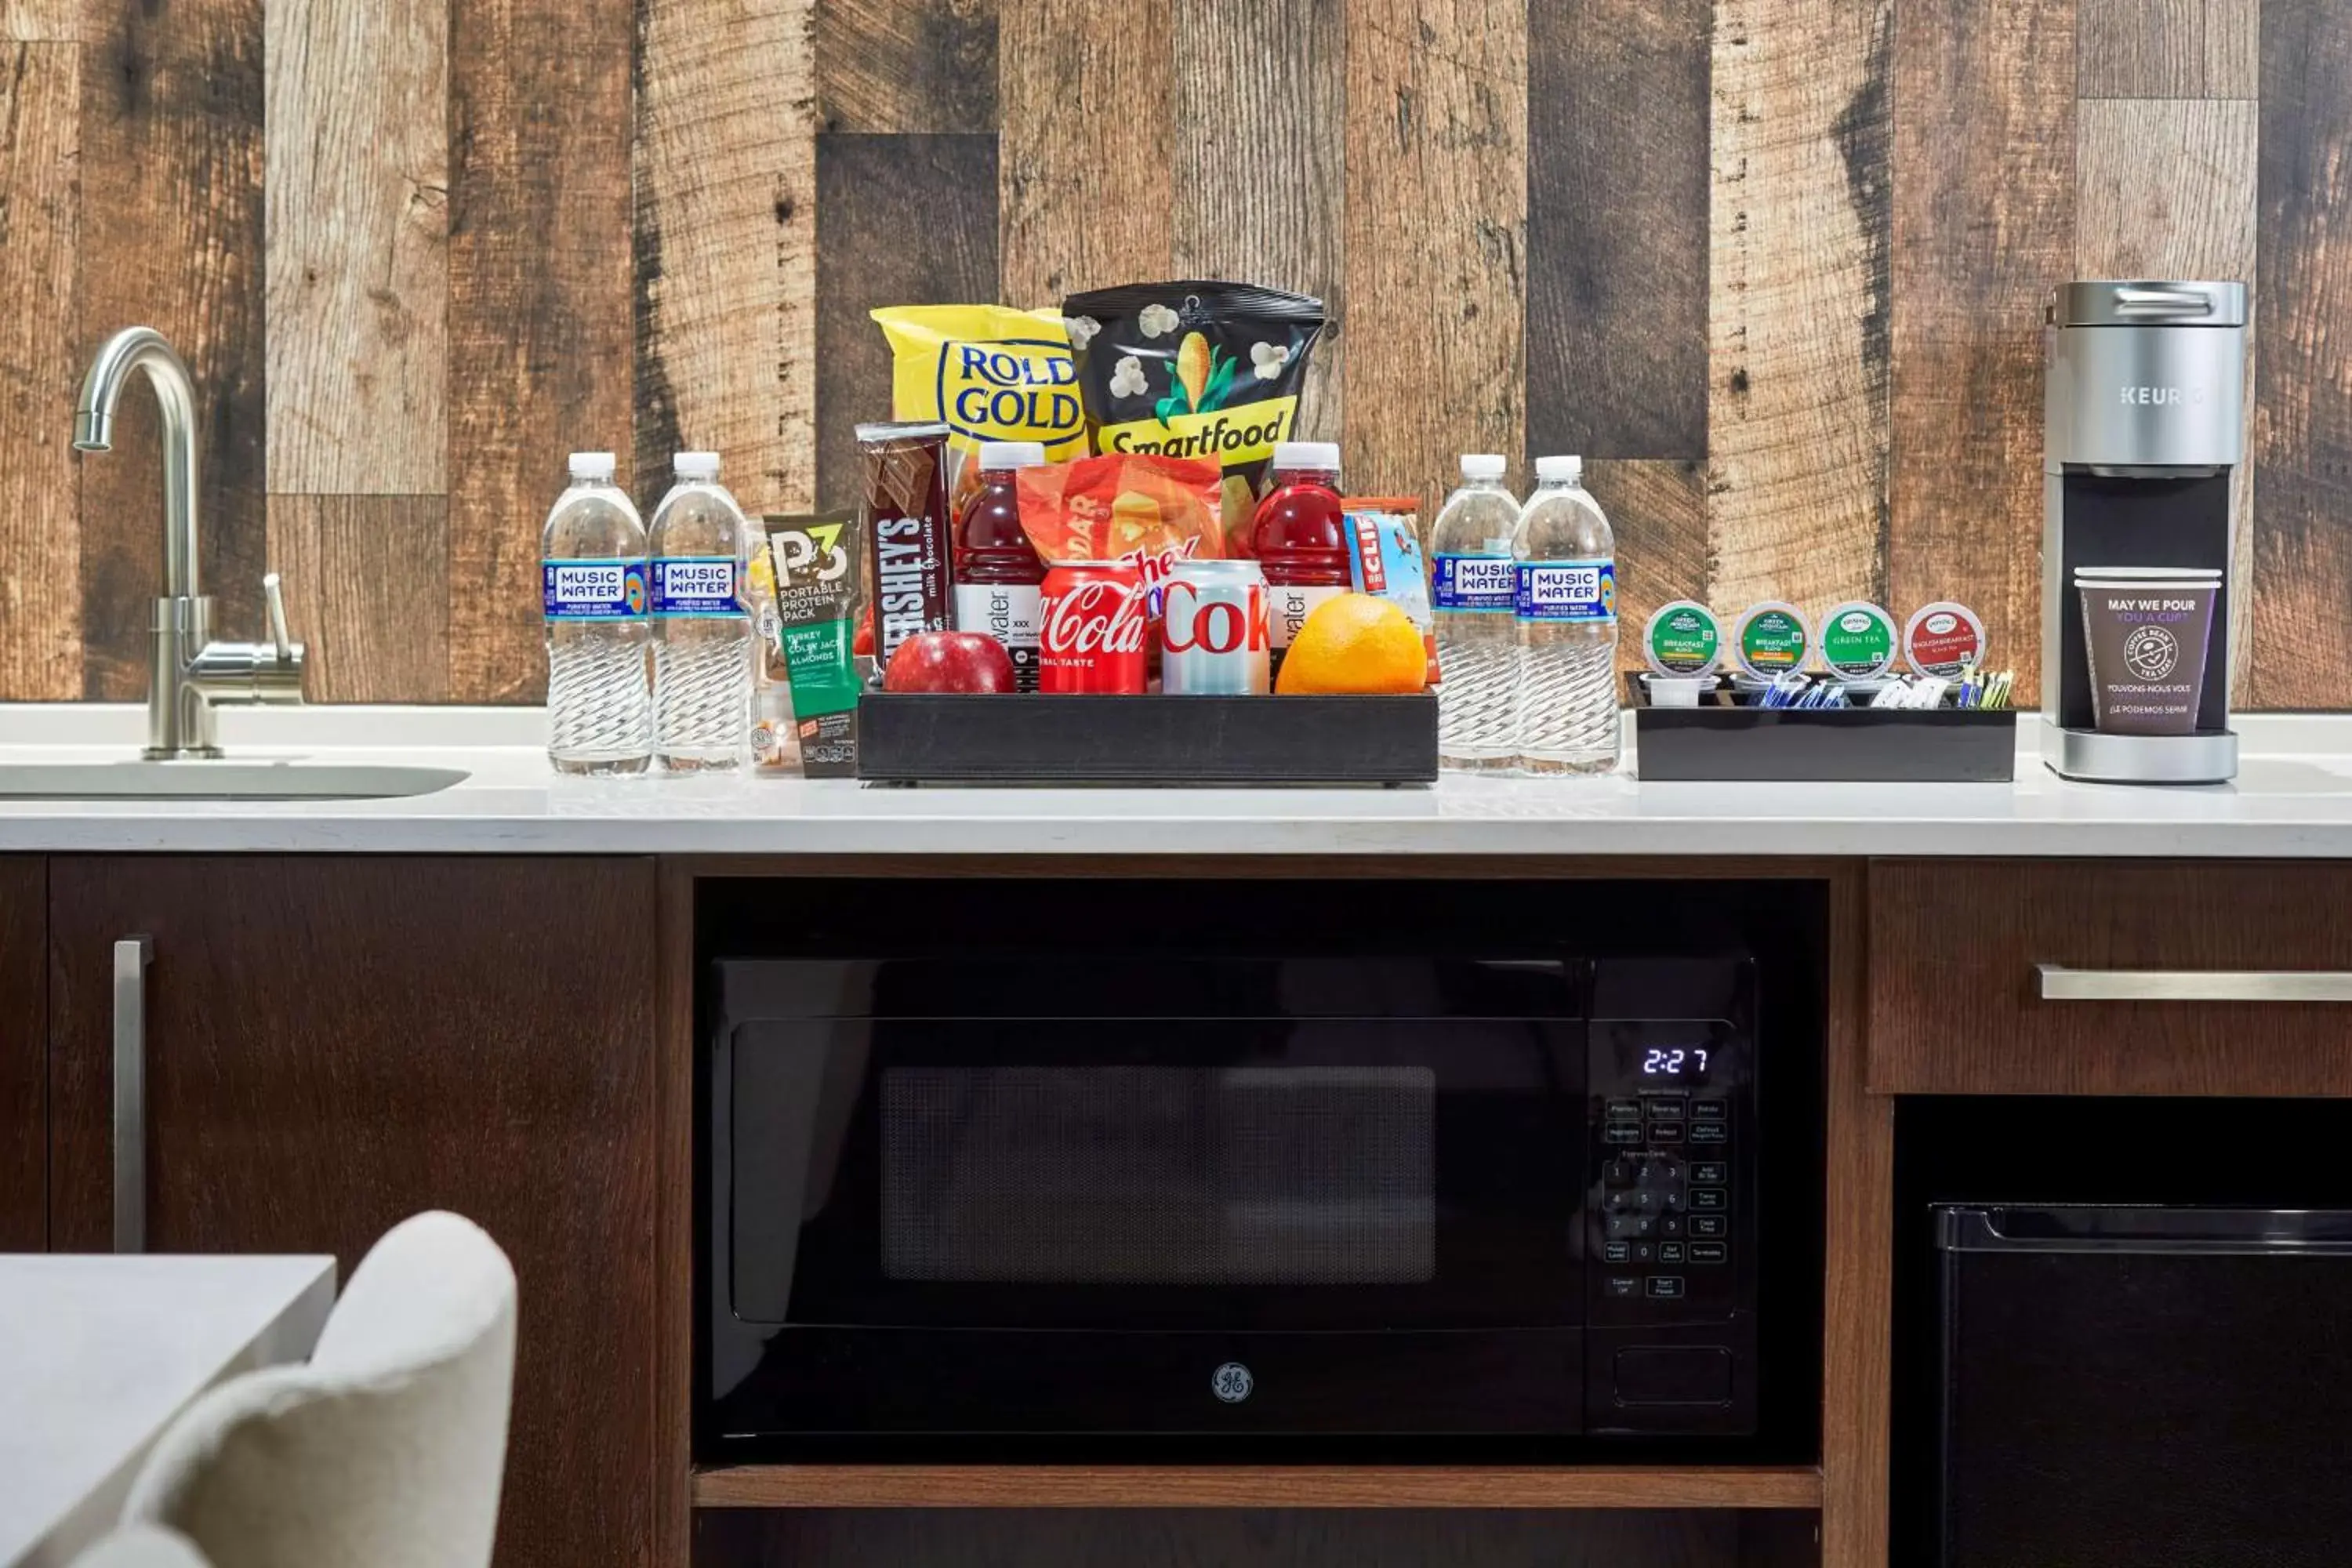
[1629,676,2016,782]
[858,691,1439,786]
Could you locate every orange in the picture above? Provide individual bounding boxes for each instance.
[1276,593,1428,695]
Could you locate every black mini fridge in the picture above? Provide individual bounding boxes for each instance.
[1936,1205,2352,1567]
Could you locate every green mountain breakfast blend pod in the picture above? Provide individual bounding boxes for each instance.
[1061,281,1327,555]
[1644,600,1721,677]
[1733,601,1809,681]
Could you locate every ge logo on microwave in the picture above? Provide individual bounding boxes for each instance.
[1210,1362,1254,1404]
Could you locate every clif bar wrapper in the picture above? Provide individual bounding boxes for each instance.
[1342,497,1439,687]
[858,421,953,676]
[768,512,863,778]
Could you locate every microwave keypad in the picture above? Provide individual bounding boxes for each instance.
[1595,1087,1735,1321]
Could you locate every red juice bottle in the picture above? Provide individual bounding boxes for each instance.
[1250,441,1350,681]
[953,441,1047,691]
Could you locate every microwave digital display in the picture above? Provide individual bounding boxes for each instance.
[1642,1046,1711,1078]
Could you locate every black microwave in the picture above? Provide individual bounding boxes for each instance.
[699,879,1822,1461]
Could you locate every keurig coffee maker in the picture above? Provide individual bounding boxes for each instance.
[2043,280,2248,782]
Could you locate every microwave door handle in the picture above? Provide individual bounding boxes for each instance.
[2036,964,2352,1003]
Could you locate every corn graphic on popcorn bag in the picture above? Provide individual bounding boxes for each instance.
[870,304,1088,514]
[1061,282,1327,556]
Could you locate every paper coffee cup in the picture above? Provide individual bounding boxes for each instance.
[2074,572,2217,737]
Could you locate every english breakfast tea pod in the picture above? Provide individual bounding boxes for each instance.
[1816,600,1897,680]
[1733,602,1809,681]
[1902,601,1985,678]
[1645,600,1722,677]
[2075,572,2217,736]
[1062,281,1327,555]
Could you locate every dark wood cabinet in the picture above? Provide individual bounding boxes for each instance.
[1,856,43,1250]
[1870,860,2352,1096]
[48,856,659,1568]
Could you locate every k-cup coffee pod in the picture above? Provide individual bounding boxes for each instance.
[1902,601,1985,678]
[1816,600,1897,681]
[1645,600,1722,678]
[1733,601,1809,681]
[1641,672,1710,708]
[2075,572,2217,736]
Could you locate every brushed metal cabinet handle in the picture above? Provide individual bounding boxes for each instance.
[114,936,152,1253]
[2113,286,2216,317]
[2037,964,2352,1003]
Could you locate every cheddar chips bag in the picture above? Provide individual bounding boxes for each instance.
[1015,453,1224,620]
[871,305,1088,514]
[1061,281,1327,554]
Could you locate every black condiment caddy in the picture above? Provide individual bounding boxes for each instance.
[1628,674,2016,782]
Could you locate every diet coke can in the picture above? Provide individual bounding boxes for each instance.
[1162,559,1270,695]
[1039,560,1149,693]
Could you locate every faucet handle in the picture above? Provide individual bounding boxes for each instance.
[262,572,293,663]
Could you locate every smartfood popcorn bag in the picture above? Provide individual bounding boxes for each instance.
[1059,282,1327,556]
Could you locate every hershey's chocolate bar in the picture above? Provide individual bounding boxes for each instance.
[857,421,952,671]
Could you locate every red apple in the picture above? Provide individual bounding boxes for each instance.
[884,630,1016,694]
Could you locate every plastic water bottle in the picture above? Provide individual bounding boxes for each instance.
[648,452,753,771]
[542,452,651,775]
[1510,455,1621,775]
[1428,454,1523,771]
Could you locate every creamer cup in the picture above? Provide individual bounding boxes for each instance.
[1642,673,1710,708]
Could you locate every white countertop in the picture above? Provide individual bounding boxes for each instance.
[5,705,2352,858]
[0,1253,336,1568]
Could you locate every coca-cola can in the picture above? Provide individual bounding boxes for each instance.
[1039,561,1149,693]
[1162,559,1270,695]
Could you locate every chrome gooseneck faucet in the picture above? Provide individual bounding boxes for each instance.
[74,326,304,758]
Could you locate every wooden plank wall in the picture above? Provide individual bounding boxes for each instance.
[0,0,2345,704]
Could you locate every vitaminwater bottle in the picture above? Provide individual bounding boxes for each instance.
[1428,453,1522,770]
[1249,441,1350,683]
[648,452,753,771]
[953,440,1048,691]
[542,452,651,775]
[1510,455,1621,775]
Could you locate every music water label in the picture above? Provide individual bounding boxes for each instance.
[543,559,647,620]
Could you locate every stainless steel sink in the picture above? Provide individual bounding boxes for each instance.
[0,761,469,800]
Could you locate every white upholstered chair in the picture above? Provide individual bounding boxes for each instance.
[120,1211,518,1568]
[71,1524,212,1568]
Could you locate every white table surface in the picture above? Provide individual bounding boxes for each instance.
[0,1254,336,1568]
[9,703,2352,857]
